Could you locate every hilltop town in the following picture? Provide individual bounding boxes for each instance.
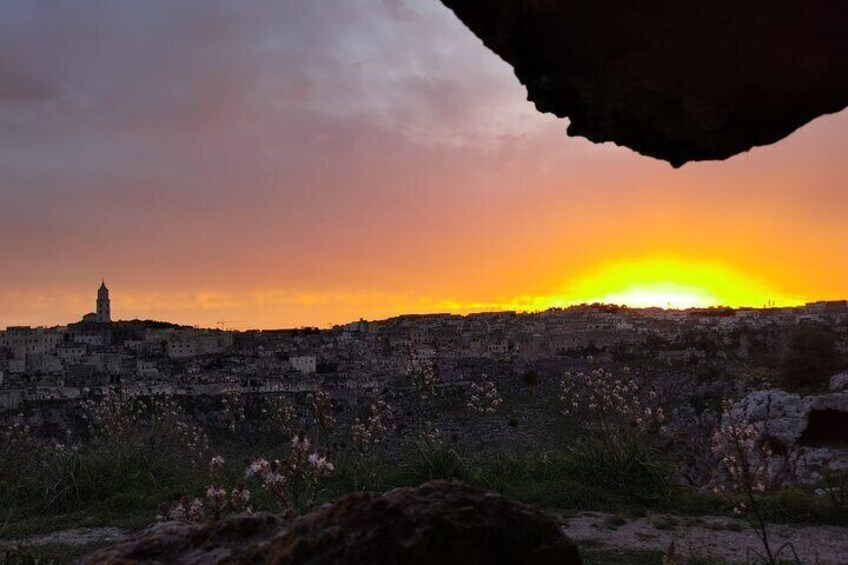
[2,282,847,430]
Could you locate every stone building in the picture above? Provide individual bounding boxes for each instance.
[0,326,65,360]
[167,330,233,359]
[290,353,317,374]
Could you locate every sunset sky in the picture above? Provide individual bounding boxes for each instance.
[1,0,846,330]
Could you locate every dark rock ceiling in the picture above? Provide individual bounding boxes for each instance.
[441,0,848,166]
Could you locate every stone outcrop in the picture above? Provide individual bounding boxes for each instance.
[830,371,848,392]
[82,481,582,565]
[728,389,848,483]
[440,0,848,167]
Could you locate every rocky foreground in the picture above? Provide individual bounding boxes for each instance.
[81,481,582,565]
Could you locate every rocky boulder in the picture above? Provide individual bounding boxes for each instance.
[82,481,582,564]
[830,371,848,392]
[728,390,848,483]
[729,389,809,446]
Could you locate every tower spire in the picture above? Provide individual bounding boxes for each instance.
[96,279,111,323]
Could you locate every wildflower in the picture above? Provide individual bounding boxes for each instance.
[710,397,788,562]
[205,484,227,520]
[264,471,286,488]
[246,457,270,478]
[266,395,298,437]
[420,420,441,446]
[231,484,251,512]
[408,359,438,400]
[209,455,225,476]
[308,452,334,473]
[307,391,336,435]
[350,396,392,450]
[466,376,503,414]
[244,443,333,513]
[187,498,205,522]
[291,435,311,452]
[350,419,370,449]
[160,497,205,523]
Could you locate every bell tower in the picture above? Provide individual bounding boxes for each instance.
[96,280,111,323]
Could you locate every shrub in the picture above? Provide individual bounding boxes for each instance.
[244,435,335,513]
[0,391,213,517]
[712,399,798,564]
[564,439,673,507]
[407,359,438,400]
[466,376,503,414]
[350,398,391,452]
[399,441,471,485]
[263,394,299,441]
[560,367,666,465]
[0,417,38,496]
[306,391,336,445]
[83,390,209,471]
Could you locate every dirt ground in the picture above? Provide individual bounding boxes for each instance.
[4,513,848,564]
[564,511,848,564]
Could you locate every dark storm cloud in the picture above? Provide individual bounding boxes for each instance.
[2,1,525,131]
[0,1,535,173]
[0,1,263,138]
[0,0,550,277]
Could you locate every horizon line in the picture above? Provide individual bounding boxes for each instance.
[5,299,845,334]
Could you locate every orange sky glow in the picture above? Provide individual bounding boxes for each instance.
[0,2,845,330]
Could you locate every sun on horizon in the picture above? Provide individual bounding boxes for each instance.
[512,258,806,312]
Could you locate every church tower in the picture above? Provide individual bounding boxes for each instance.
[96,280,111,323]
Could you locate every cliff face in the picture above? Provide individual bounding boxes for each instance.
[440,0,848,166]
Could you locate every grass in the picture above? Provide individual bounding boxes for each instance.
[2,431,846,555]
[649,514,681,531]
[318,440,683,514]
[3,386,844,565]
[2,484,179,539]
[0,541,117,565]
[4,441,846,538]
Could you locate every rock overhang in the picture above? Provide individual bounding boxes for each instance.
[440,0,848,167]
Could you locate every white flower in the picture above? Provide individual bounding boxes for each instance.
[245,457,270,478]
[308,452,335,473]
[291,435,311,451]
[264,472,286,487]
[231,485,251,510]
[209,455,225,474]
[206,485,227,508]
